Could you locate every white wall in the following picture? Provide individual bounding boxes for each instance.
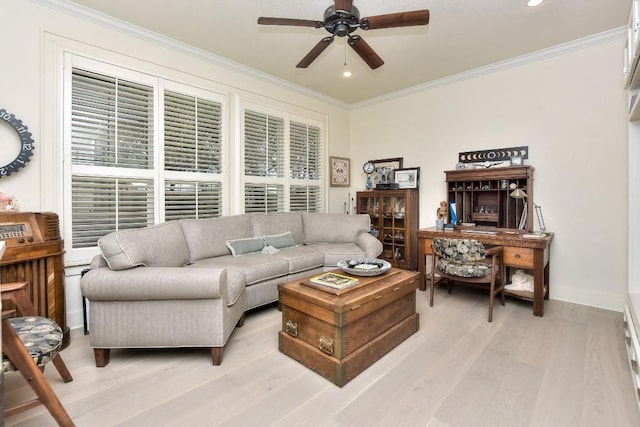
[1,1,350,329]
[350,35,629,311]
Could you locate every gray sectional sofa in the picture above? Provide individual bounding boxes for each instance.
[81,212,382,367]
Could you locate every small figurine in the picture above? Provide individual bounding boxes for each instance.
[436,200,448,222]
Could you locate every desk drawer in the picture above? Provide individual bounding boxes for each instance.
[503,247,534,268]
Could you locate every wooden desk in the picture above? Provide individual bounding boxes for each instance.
[416,228,553,317]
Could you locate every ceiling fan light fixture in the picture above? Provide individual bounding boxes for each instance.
[527,0,544,7]
[258,2,430,70]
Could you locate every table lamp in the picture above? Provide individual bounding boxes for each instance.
[509,189,546,233]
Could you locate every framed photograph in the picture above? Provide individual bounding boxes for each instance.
[510,155,523,166]
[329,156,351,187]
[394,167,420,189]
[370,157,403,171]
[370,157,403,185]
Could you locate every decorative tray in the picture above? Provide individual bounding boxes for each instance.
[336,258,391,277]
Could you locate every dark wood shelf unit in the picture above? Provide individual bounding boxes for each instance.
[356,189,419,271]
[445,166,534,231]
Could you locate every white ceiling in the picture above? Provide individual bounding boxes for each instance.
[68,0,630,104]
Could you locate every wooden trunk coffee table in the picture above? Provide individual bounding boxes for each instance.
[278,268,419,387]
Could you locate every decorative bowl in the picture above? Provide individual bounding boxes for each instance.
[337,258,391,277]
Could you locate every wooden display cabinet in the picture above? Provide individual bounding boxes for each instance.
[445,166,534,231]
[356,189,419,270]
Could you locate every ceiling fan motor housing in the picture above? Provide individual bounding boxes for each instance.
[323,5,360,37]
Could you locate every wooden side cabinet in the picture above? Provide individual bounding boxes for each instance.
[356,189,419,270]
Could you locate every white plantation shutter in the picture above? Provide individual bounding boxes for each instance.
[71,69,154,169]
[243,107,324,213]
[244,109,286,213]
[244,111,284,177]
[70,68,155,249]
[289,120,322,212]
[290,121,321,180]
[163,90,224,220]
[164,91,222,173]
[164,181,222,220]
[290,185,321,212]
[244,184,284,213]
[67,59,225,257]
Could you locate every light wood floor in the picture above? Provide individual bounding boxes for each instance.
[4,286,640,427]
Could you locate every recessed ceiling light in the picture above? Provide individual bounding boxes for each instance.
[527,0,544,6]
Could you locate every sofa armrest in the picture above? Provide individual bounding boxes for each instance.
[81,267,227,301]
[357,232,384,259]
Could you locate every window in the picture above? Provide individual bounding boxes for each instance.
[163,90,224,221]
[243,107,323,213]
[63,54,325,264]
[66,56,225,259]
[289,120,322,212]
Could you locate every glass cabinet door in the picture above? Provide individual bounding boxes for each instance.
[357,189,417,270]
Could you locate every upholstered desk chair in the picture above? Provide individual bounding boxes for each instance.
[2,281,74,426]
[430,237,505,322]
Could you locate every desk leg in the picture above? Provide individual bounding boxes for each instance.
[544,260,550,301]
[417,242,427,291]
[533,249,545,317]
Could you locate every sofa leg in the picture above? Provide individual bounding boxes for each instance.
[236,313,246,328]
[94,348,111,367]
[211,347,223,365]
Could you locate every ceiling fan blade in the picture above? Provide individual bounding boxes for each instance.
[349,36,384,69]
[257,17,322,28]
[296,37,335,68]
[334,0,353,13]
[360,10,430,30]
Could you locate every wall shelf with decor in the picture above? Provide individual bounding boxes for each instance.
[356,189,419,270]
[445,165,534,231]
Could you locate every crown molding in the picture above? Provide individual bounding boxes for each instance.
[31,1,625,110]
[33,0,350,109]
[350,27,626,110]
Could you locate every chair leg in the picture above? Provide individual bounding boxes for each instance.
[52,354,74,382]
[430,266,436,307]
[2,320,74,426]
[488,278,496,323]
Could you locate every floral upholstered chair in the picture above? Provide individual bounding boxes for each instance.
[2,282,74,425]
[430,237,504,322]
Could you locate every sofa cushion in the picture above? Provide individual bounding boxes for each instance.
[306,243,367,266]
[302,213,370,244]
[263,231,297,249]
[276,245,324,273]
[98,221,190,270]
[180,214,253,262]
[192,253,290,285]
[226,237,265,256]
[251,212,304,244]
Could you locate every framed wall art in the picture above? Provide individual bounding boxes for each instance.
[329,156,351,187]
[370,157,403,171]
[394,167,420,189]
[370,157,403,186]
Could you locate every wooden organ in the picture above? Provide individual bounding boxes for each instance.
[0,212,69,346]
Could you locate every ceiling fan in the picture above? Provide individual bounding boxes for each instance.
[257,0,430,70]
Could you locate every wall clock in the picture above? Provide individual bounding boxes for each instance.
[0,108,34,178]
